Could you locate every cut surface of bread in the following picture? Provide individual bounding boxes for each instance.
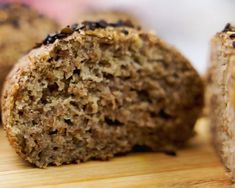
[2,20,203,168]
[208,23,235,181]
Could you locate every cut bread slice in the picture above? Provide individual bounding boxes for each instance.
[208,23,235,181]
[2,20,203,168]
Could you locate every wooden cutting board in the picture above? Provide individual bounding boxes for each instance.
[0,118,232,188]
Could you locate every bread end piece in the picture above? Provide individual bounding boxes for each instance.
[208,23,235,181]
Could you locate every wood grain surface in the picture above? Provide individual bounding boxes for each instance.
[0,119,232,188]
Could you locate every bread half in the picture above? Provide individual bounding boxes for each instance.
[2,20,203,168]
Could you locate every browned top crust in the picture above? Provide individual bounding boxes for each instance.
[35,20,138,48]
[217,23,235,49]
[222,23,235,33]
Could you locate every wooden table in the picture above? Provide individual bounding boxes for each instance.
[0,119,231,187]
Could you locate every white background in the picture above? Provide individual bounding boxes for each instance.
[94,0,235,73]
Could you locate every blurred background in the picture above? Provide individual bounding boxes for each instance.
[2,0,235,73]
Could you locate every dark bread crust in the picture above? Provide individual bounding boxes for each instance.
[35,20,137,48]
[2,21,203,168]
